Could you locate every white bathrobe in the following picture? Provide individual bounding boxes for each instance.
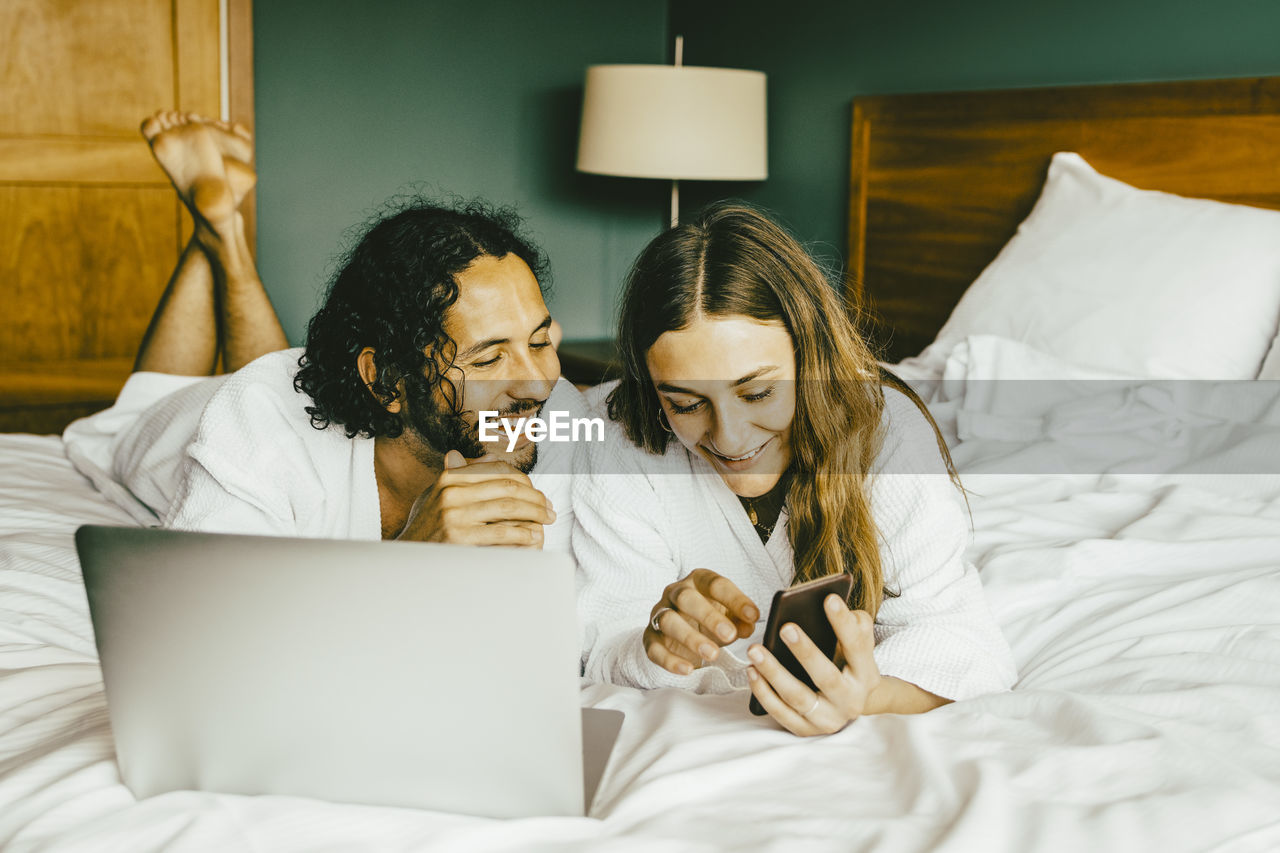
[573,386,1017,700]
[63,348,583,550]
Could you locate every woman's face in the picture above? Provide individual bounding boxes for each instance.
[646,314,796,498]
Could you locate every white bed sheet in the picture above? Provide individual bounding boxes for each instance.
[2,369,1279,852]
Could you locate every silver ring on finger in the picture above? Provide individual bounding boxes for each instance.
[802,695,821,717]
[651,606,675,633]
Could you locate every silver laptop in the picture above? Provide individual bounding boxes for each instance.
[76,525,623,818]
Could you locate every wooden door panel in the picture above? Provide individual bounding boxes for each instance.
[0,0,174,136]
[1,186,177,362]
[175,0,222,116]
[0,138,165,183]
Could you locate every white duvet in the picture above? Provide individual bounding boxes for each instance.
[2,337,1279,852]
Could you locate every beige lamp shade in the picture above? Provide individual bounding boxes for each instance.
[576,64,768,181]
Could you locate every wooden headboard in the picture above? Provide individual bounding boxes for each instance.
[845,76,1280,363]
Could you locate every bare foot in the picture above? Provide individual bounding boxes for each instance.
[140,110,256,228]
[223,158,257,205]
[203,115,257,203]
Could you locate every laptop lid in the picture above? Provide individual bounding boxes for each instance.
[77,525,595,818]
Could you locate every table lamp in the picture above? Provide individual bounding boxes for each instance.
[576,37,767,227]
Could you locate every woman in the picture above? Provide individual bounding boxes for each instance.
[573,203,1015,735]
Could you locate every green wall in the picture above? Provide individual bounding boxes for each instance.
[672,0,1280,273]
[253,0,668,343]
[253,0,1280,341]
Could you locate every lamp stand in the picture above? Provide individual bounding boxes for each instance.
[669,35,684,228]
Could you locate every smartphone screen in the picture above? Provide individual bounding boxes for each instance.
[748,572,857,716]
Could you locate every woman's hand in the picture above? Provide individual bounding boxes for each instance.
[746,593,882,736]
[645,568,759,676]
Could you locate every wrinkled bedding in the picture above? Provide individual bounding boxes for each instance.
[2,340,1278,851]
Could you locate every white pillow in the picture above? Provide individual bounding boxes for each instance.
[927,152,1280,379]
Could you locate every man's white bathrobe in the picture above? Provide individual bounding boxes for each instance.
[573,386,1017,700]
[63,348,583,550]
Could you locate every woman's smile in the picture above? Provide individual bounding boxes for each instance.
[702,436,774,471]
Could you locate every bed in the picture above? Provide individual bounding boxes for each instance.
[3,77,1280,852]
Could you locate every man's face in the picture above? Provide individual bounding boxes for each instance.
[402,253,560,473]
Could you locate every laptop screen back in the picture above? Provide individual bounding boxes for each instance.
[77,525,584,818]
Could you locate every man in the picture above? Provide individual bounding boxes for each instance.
[64,112,584,550]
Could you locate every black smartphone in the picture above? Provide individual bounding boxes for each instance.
[748,572,857,716]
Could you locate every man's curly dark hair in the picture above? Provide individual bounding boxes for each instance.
[293,196,549,438]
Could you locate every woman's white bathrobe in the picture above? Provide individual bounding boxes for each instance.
[573,386,1017,700]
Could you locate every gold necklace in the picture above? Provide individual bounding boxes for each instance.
[743,493,779,537]
[739,470,792,540]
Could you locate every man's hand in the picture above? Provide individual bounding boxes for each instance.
[396,450,555,548]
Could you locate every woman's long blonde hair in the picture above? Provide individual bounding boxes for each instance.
[608,203,956,617]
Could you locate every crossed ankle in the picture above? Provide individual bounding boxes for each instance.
[193,214,250,264]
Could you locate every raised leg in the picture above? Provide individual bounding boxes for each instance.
[200,210,289,371]
[132,111,287,375]
[133,235,220,374]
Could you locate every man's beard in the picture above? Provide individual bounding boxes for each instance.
[401,378,543,474]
